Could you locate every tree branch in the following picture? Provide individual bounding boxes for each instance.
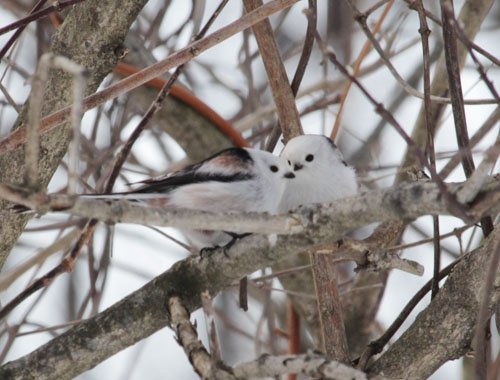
[243,0,303,142]
[232,351,368,379]
[1,177,497,236]
[168,296,234,380]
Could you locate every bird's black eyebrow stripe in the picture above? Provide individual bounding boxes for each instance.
[323,135,338,150]
[225,147,253,163]
[134,172,254,193]
[168,147,254,175]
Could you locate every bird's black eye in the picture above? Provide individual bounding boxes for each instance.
[287,160,291,166]
[305,154,314,162]
[270,165,279,172]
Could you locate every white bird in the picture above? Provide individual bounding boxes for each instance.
[278,134,358,213]
[89,147,295,251]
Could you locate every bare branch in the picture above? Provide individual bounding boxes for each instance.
[243,0,303,142]
[1,177,497,235]
[0,176,496,322]
[310,251,350,363]
[232,351,368,379]
[398,0,495,179]
[169,297,234,380]
[0,0,87,37]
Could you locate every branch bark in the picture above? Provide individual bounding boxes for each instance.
[310,251,350,363]
[232,352,368,379]
[2,177,497,235]
[169,296,234,380]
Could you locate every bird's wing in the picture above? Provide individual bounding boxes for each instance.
[133,148,255,194]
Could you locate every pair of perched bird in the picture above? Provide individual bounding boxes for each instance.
[93,134,359,250]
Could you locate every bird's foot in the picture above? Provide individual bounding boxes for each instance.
[199,232,252,258]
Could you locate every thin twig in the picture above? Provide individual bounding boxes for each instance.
[0,0,47,62]
[0,228,81,291]
[54,57,89,193]
[24,54,88,191]
[201,291,222,362]
[25,54,50,189]
[414,0,442,299]
[330,0,394,140]
[439,106,500,178]
[440,1,475,178]
[343,0,496,106]
[440,0,494,251]
[0,0,87,37]
[403,0,500,66]
[387,224,473,252]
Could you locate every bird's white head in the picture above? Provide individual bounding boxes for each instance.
[248,148,295,183]
[278,134,358,212]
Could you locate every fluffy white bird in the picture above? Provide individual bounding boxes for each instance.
[278,134,358,212]
[90,147,295,250]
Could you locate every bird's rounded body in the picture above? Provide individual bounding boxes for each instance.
[87,147,294,250]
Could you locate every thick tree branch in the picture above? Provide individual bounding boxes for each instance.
[232,351,368,379]
[1,177,498,235]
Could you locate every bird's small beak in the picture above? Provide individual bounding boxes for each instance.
[284,172,295,179]
[293,163,303,171]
